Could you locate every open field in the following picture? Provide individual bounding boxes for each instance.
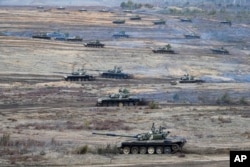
[0,6,250,166]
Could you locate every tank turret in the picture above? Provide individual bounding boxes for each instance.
[100,66,132,79]
[93,123,186,154]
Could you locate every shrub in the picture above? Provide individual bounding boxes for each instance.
[0,133,10,146]
[97,144,119,155]
[148,101,159,109]
[239,97,248,105]
[76,145,88,154]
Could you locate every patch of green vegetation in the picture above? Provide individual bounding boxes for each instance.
[148,101,159,109]
[76,145,88,154]
[97,144,119,155]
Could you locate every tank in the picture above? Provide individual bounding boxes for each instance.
[57,6,65,10]
[184,33,200,39]
[180,18,192,22]
[92,123,187,154]
[211,47,229,54]
[179,74,204,83]
[112,31,129,38]
[79,8,87,12]
[64,68,94,81]
[100,66,132,79]
[153,19,165,25]
[152,44,175,54]
[66,36,83,42]
[84,40,105,48]
[47,31,67,40]
[113,19,126,24]
[32,32,51,40]
[130,15,141,20]
[220,21,231,26]
[96,88,144,107]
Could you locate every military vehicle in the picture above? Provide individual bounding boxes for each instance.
[153,19,165,25]
[179,74,204,83]
[100,66,132,79]
[57,6,65,10]
[113,19,126,24]
[130,15,141,20]
[84,40,105,48]
[64,68,94,81]
[32,33,51,40]
[211,47,229,54]
[93,123,187,154]
[184,33,200,39]
[112,31,129,38]
[180,18,192,22]
[79,8,87,12]
[66,36,83,42]
[220,21,231,26]
[96,88,145,107]
[37,6,44,9]
[47,31,67,40]
[152,44,175,54]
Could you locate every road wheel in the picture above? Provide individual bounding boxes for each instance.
[131,147,138,154]
[172,144,180,152]
[147,147,155,154]
[164,147,171,154]
[156,147,163,154]
[123,147,130,154]
[139,147,147,154]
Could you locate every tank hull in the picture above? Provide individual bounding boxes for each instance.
[101,72,131,79]
[84,44,104,48]
[179,79,204,83]
[96,98,141,106]
[152,50,175,54]
[64,75,95,81]
[119,137,186,154]
[211,49,229,54]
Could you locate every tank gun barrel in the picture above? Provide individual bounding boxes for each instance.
[92,132,137,138]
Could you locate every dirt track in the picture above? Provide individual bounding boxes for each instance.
[0,6,250,166]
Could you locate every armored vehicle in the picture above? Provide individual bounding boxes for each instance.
[112,31,129,38]
[113,19,126,24]
[84,40,104,48]
[64,68,94,81]
[152,44,175,54]
[184,33,200,39]
[32,33,51,40]
[66,36,83,42]
[96,88,143,107]
[211,47,229,54]
[47,31,67,40]
[93,123,187,154]
[79,8,87,12]
[130,15,141,20]
[100,66,132,79]
[180,18,192,22]
[153,19,165,25]
[57,6,65,10]
[220,21,231,26]
[179,74,204,83]
[37,6,44,9]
